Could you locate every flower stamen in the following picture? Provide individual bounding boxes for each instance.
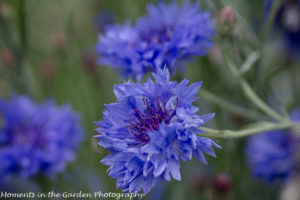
[127,96,178,143]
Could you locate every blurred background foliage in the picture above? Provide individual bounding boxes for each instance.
[0,0,299,199]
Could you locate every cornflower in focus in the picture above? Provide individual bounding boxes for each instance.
[95,68,220,193]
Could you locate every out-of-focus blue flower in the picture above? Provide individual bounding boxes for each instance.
[281,2,300,57]
[265,0,300,58]
[245,130,296,183]
[0,96,83,180]
[245,109,300,184]
[95,68,220,193]
[96,2,214,80]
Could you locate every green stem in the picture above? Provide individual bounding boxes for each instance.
[0,63,24,90]
[221,45,284,122]
[199,88,265,121]
[239,79,283,121]
[0,1,28,93]
[0,15,17,52]
[18,0,27,72]
[199,121,297,138]
[17,0,36,96]
[262,0,282,40]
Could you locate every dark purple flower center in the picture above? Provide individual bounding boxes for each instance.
[127,96,178,143]
[7,124,46,148]
[140,26,173,44]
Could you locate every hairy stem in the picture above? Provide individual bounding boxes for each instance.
[199,121,297,138]
[221,45,284,122]
[199,88,265,121]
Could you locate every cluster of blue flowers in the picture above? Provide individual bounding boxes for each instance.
[0,96,83,180]
[94,1,299,194]
[245,109,300,184]
[1,0,298,196]
[95,68,220,193]
[96,2,214,80]
[94,2,220,193]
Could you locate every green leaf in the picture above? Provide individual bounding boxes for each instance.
[240,51,260,75]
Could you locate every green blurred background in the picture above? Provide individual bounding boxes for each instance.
[0,0,299,199]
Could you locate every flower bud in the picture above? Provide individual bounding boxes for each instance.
[219,6,235,24]
[217,6,236,35]
[0,2,12,19]
[38,59,57,81]
[231,114,245,126]
[191,172,210,192]
[49,30,67,50]
[0,48,14,67]
[213,173,232,194]
[81,51,97,73]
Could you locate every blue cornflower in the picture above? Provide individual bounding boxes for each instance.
[0,96,83,180]
[96,2,214,80]
[245,109,300,184]
[95,68,220,193]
